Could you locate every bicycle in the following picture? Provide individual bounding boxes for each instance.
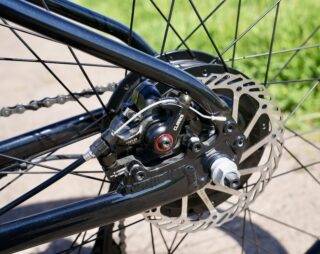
[0,0,319,253]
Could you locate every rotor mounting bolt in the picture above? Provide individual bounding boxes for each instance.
[210,157,240,189]
[155,133,174,153]
[233,135,246,148]
[224,121,236,134]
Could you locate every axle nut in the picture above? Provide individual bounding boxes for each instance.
[210,157,240,189]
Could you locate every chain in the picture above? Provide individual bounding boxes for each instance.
[0,83,117,117]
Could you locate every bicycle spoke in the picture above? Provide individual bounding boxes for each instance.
[67,177,107,254]
[0,56,120,68]
[124,0,136,77]
[189,0,228,71]
[175,0,226,50]
[219,0,282,56]
[0,157,85,216]
[57,219,145,254]
[170,233,188,254]
[150,224,156,254]
[169,232,178,253]
[0,170,31,191]
[241,209,247,254]
[160,0,175,56]
[158,228,170,252]
[31,154,81,163]
[267,78,320,85]
[248,209,260,254]
[57,233,98,254]
[67,231,82,254]
[249,209,319,239]
[150,0,194,58]
[128,0,136,47]
[285,127,320,151]
[271,25,320,81]
[0,18,95,119]
[40,0,109,115]
[0,151,56,191]
[283,146,320,185]
[285,128,320,140]
[68,47,108,113]
[227,44,320,63]
[222,225,275,254]
[271,161,320,180]
[0,171,104,175]
[77,231,87,254]
[231,0,242,68]
[264,2,280,85]
[39,0,49,10]
[284,81,319,124]
[0,21,58,44]
[0,153,109,183]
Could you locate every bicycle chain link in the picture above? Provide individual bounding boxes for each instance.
[0,82,117,117]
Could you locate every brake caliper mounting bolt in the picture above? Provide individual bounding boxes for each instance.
[188,136,202,154]
[130,163,146,181]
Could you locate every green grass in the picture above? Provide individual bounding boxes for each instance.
[76,0,319,131]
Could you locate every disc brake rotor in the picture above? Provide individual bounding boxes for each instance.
[144,58,284,233]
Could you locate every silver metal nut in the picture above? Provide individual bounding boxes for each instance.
[210,157,240,189]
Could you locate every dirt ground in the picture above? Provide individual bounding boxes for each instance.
[0,24,319,254]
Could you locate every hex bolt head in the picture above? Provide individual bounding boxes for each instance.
[130,164,146,181]
[223,121,236,134]
[188,136,202,154]
[233,135,246,148]
[135,170,146,181]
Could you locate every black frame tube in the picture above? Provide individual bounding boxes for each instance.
[0,109,104,169]
[25,0,157,55]
[0,171,192,253]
